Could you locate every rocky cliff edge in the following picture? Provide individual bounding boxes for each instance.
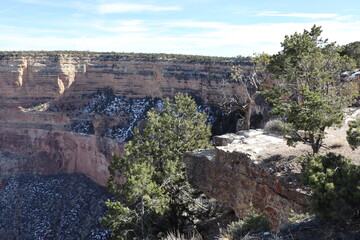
[184,130,311,229]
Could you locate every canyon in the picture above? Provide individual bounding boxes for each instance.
[0,52,256,186]
[0,52,304,237]
[0,52,254,238]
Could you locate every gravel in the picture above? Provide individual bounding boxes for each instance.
[0,173,113,240]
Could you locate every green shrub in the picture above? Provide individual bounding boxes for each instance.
[301,153,360,224]
[226,211,271,239]
[242,211,271,234]
[226,220,244,240]
[288,209,311,223]
[347,118,360,150]
[264,119,284,133]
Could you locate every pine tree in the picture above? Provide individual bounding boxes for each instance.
[301,153,360,224]
[102,93,212,239]
[263,25,358,154]
[341,41,360,67]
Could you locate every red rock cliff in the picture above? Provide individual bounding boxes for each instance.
[0,52,245,186]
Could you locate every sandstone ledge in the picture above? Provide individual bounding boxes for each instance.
[184,131,310,229]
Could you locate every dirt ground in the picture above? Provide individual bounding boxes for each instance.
[216,108,359,187]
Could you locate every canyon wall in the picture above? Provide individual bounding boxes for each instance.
[0,52,259,186]
[0,53,240,107]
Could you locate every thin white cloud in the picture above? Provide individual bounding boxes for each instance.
[94,20,148,32]
[97,3,182,14]
[257,11,339,19]
[95,20,227,33]
[163,21,227,29]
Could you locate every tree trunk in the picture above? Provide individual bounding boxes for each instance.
[242,105,251,130]
[141,197,145,239]
[309,134,322,154]
[311,144,319,154]
[242,98,255,130]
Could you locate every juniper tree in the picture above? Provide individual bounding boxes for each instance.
[301,153,360,224]
[102,93,212,239]
[218,53,272,130]
[264,25,358,154]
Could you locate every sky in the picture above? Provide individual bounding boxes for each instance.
[0,0,359,57]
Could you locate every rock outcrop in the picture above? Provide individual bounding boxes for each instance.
[0,52,264,186]
[0,125,122,186]
[184,130,310,229]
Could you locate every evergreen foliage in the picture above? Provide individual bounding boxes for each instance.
[0,50,245,64]
[347,118,360,150]
[225,211,271,240]
[301,153,360,224]
[226,220,244,240]
[340,41,360,105]
[263,25,358,154]
[102,93,212,239]
[341,41,360,67]
[218,53,272,130]
[241,211,271,234]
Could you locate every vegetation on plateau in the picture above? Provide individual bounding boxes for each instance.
[0,50,248,64]
[347,118,360,150]
[299,116,359,226]
[341,41,360,67]
[219,25,360,237]
[101,25,360,239]
[263,25,358,154]
[223,211,270,240]
[301,153,360,224]
[260,25,360,228]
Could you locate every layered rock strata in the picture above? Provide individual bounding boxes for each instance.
[0,52,241,107]
[184,130,310,229]
[0,52,262,186]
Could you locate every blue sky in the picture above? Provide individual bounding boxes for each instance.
[1,0,359,57]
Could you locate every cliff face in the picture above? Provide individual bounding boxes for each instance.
[184,131,310,229]
[0,53,236,106]
[0,52,259,186]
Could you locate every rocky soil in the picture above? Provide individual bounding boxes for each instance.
[0,173,112,240]
[232,216,360,240]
